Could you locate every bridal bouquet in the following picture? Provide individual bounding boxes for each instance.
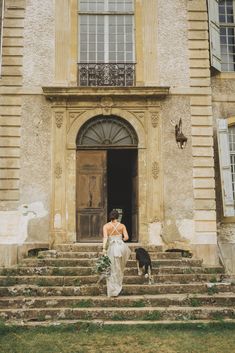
[94,255,111,278]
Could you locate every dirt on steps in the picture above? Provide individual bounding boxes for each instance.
[0,243,233,325]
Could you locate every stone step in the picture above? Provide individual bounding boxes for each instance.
[12,318,235,327]
[54,244,163,253]
[0,283,233,297]
[0,266,224,277]
[0,274,225,287]
[1,293,235,309]
[1,306,235,322]
[20,258,203,268]
[38,251,182,260]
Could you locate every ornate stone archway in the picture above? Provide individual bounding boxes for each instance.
[43,86,169,245]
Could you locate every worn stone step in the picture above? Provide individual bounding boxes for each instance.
[54,244,163,253]
[38,251,182,260]
[20,258,203,268]
[1,306,235,322]
[0,266,224,277]
[1,293,235,309]
[0,283,233,297]
[0,273,225,287]
[11,318,235,327]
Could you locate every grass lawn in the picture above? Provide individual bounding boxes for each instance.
[0,322,235,353]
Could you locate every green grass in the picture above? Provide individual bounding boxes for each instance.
[207,285,219,296]
[1,322,235,353]
[188,297,202,307]
[70,299,93,308]
[209,276,218,283]
[131,300,146,308]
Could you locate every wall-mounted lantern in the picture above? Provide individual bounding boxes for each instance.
[175,118,187,149]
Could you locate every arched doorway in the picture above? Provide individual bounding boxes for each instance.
[76,115,138,242]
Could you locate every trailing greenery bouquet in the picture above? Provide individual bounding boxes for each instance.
[94,255,111,279]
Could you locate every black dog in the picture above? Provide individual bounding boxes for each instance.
[135,247,153,285]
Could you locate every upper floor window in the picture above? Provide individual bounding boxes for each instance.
[219,0,235,71]
[78,0,135,86]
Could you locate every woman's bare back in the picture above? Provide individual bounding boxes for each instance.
[103,221,129,241]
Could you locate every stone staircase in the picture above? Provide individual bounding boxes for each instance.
[0,243,235,326]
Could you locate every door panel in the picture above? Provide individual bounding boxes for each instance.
[76,150,107,242]
[131,151,138,241]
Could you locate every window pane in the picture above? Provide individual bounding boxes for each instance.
[79,7,134,64]
[219,1,235,72]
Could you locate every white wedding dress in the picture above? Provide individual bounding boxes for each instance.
[106,223,131,297]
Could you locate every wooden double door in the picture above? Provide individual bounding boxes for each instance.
[76,149,138,242]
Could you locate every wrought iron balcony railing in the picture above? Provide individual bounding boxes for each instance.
[78,63,136,87]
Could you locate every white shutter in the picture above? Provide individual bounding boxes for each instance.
[217,119,235,217]
[208,0,221,72]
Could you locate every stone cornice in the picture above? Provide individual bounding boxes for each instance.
[42,86,170,100]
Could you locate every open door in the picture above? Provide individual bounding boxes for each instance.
[76,150,107,242]
[131,150,138,241]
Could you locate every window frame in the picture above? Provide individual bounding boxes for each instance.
[78,0,135,64]
[219,0,235,71]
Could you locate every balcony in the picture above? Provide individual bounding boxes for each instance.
[78,63,136,87]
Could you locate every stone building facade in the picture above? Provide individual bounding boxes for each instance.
[0,0,234,273]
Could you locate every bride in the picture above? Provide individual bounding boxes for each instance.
[102,210,131,297]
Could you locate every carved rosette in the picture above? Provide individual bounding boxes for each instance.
[152,162,159,179]
[55,162,62,179]
[55,113,63,128]
[100,97,114,115]
[151,112,159,128]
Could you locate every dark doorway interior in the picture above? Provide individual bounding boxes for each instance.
[107,149,138,242]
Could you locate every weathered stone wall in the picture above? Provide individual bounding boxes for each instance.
[20,96,52,243]
[23,0,55,87]
[158,0,190,87]
[161,96,194,248]
[212,76,235,273]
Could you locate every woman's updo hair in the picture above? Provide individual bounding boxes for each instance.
[109,209,119,221]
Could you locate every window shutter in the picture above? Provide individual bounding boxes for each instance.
[208,0,221,72]
[217,119,235,217]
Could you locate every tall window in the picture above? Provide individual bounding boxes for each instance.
[219,0,235,71]
[78,0,135,86]
[228,125,235,201]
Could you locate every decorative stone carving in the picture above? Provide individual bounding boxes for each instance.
[68,112,85,131]
[55,113,63,128]
[151,112,159,128]
[55,163,62,179]
[135,112,145,120]
[100,96,114,115]
[151,217,160,223]
[152,162,159,179]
